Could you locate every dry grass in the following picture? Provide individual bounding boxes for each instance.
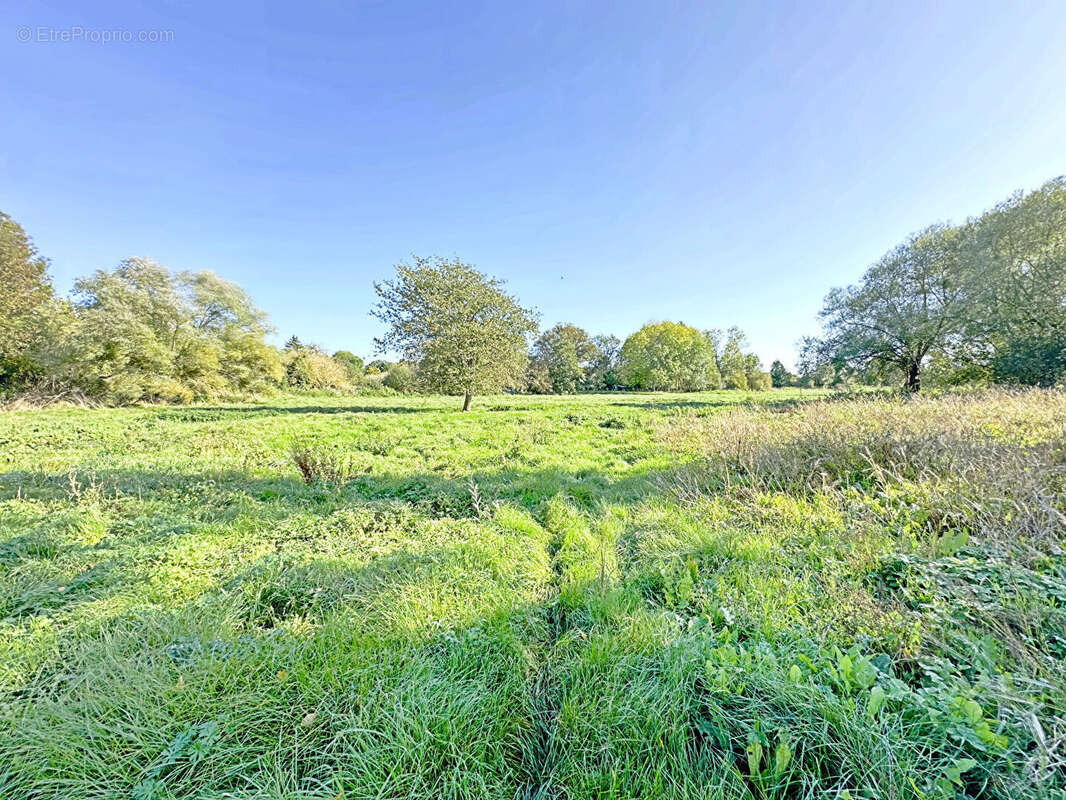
[658,389,1066,544]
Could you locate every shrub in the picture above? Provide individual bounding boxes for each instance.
[284,349,352,391]
[747,370,772,391]
[383,363,415,393]
[333,350,365,384]
[721,369,748,390]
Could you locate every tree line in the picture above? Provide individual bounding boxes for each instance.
[1,175,1062,407]
[0,231,770,406]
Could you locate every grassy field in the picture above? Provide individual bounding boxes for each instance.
[1,389,1064,799]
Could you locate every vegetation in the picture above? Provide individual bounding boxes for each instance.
[54,259,283,403]
[372,256,538,410]
[331,351,365,385]
[382,362,416,393]
[619,321,722,390]
[0,212,53,388]
[3,177,1064,405]
[769,360,795,388]
[529,324,597,394]
[617,323,770,393]
[808,177,1066,391]
[1,388,1063,798]
[282,340,353,393]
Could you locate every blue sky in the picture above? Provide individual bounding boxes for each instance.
[3,1,1065,367]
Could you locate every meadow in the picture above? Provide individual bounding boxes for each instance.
[1,389,1063,799]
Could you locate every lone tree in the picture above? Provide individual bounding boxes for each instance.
[372,256,537,410]
[808,224,972,392]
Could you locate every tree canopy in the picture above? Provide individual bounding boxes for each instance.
[805,177,1066,391]
[0,212,53,385]
[528,324,603,394]
[968,177,1066,385]
[59,259,282,402]
[769,360,794,388]
[618,322,721,391]
[372,256,538,409]
[806,225,972,391]
[6,175,1064,404]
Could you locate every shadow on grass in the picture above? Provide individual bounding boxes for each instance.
[158,403,435,420]
[0,460,680,516]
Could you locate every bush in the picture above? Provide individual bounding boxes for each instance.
[101,374,195,405]
[747,370,772,391]
[333,350,365,384]
[382,363,415,393]
[721,369,748,390]
[284,349,353,391]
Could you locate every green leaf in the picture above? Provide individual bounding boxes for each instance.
[867,685,886,718]
[773,740,792,776]
[944,757,978,786]
[745,739,763,778]
[958,699,984,726]
[853,658,877,690]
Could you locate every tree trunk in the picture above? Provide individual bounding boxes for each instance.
[904,360,921,393]
[462,391,473,412]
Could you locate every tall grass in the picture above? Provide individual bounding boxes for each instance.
[660,389,1066,542]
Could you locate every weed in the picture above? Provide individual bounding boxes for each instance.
[291,442,363,484]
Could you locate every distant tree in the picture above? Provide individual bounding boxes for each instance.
[747,369,773,391]
[62,258,282,402]
[717,328,749,390]
[285,348,351,391]
[584,334,621,390]
[808,224,972,392]
[284,335,303,351]
[743,352,772,391]
[619,321,720,391]
[530,323,599,393]
[769,360,793,388]
[0,212,54,386]
[332,350,365,383]
[807,362,838,389]
[383,362,415,393]
[372,256,537,411]
[525,357,552,394]
[365,359,390,375]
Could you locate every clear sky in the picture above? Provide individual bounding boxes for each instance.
[3,1,1065,367]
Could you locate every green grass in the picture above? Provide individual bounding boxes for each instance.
[1,389,1063,799]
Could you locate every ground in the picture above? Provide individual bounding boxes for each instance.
[1,390,1063,799]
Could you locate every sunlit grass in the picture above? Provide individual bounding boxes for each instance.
[1,388,1063,798]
